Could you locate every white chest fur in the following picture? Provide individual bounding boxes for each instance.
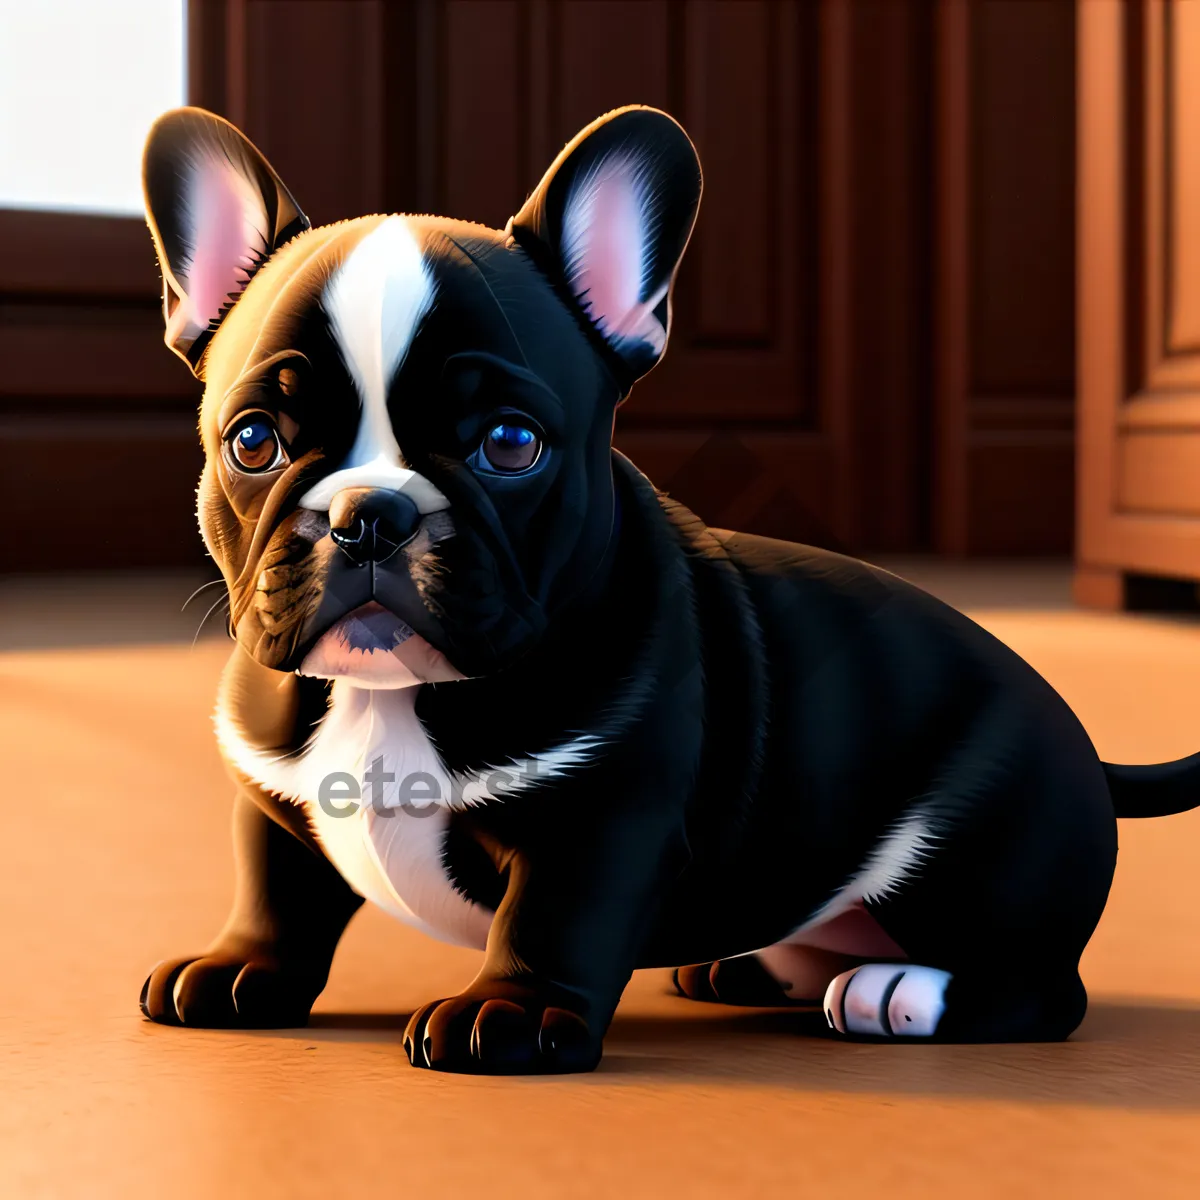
[216,681,494,949]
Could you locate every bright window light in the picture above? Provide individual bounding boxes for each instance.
[0,1,186,215]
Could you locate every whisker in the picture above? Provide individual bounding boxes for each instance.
[181,577,227,612]
[193,594,231,647]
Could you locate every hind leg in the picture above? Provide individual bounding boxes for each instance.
[823,961,1087,1041]
[820,699,1114,1043]
[674,944,859,1006]
[673,904,907,1006]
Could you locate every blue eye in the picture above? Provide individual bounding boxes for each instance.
[492,424,535,448]
[227,417,283,472]
[478,422,542,473]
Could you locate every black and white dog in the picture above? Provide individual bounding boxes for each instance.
[138,104,1199,1073]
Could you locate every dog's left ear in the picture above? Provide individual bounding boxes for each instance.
[142,107,310,377]
[508,106,702,390]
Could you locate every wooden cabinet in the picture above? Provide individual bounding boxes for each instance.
[1077,0,1200,606]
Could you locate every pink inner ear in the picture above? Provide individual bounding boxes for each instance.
[172,150,271,342]
[561,153,668,356]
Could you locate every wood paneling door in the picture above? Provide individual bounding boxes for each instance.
[1077,0,1200,605]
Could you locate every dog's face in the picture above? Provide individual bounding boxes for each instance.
[143,107,700,683]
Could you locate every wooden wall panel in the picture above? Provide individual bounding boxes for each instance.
[0,0,1080,574]
[685,2,774,346]
[194,0,387,224]
[970,2,1076,396]
[833,0,934,551]
[631,0,812,425]
[552,1,672,138]
[0,216,202,573]
[0,416,203,570]
[934,0,1077,556]
[441,1,523,229]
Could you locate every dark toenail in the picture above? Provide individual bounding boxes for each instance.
[138,977,151,1018]
[403,1034,414,1062]
[422,1034,432,1067]
[905,1015,912,1022]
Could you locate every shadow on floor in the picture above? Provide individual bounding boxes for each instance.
[262,997,1200,1109]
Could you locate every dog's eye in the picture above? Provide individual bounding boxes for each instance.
[227,418,284,473]
[480,423,541,472]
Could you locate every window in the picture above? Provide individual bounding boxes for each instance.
[0,0,186,215]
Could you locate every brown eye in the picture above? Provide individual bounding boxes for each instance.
[276,366,301,397]
[479,422,541,472]
[227,418,283,473]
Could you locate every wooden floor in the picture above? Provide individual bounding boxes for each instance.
[3,562,1200,1199]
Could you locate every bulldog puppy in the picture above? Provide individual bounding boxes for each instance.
[138,104,1200,1073]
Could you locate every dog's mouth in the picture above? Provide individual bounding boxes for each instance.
[297,602,466,689]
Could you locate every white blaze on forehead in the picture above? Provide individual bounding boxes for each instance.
[300,216,448,513]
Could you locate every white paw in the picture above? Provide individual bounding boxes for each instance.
[824,964,952,1038]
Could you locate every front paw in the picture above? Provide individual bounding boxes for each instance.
[139,952,322,1029]
[403,979,602,1075]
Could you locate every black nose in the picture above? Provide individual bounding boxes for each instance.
[328,488,422,565]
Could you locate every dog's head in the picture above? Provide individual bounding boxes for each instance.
[143,106,701,684]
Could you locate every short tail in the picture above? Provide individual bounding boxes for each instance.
[1104,752,1200,818]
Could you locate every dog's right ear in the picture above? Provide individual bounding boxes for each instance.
[142,107,309,377]
[507,106,701,393]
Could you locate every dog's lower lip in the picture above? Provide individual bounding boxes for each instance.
[295,600,466,686]
[313,602,415,654]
